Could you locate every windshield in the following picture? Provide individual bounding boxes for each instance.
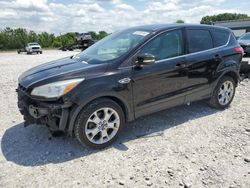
[73,29,151,64]
[28,43,39,46]
[239,33,250,40]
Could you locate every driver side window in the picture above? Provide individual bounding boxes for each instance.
[140,30,184,61]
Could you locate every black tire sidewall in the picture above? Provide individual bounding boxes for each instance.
[211,76,236,109]
[74,98,125,149]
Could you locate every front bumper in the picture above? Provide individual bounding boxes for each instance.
[28,48,42,53]
[17,85,71,132]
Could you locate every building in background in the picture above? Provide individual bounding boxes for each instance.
[213,19,250,38]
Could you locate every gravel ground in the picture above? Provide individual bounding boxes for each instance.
[0,50,249,188]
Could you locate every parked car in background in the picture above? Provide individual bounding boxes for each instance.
[17,42,42,54]
[238,32,250,56]
[17,24,243,149]
[240,60,250,79]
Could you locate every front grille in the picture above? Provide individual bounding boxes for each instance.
[18,83,27,92]
[32,47,39,50]
[17,84,33,110]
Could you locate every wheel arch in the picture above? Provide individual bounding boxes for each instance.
[67,95,133,136]
[215,59,240,85]
[223,71,239,86]
[210,68,240,97]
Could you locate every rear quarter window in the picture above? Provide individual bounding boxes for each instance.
[187,29,213,53]
[228,33,238,46]
[211,30,230,47]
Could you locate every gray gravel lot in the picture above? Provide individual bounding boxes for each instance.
[0,50,249,188]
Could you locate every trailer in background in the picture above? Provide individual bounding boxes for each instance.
[213,19,250,38]
[59,33,95,51]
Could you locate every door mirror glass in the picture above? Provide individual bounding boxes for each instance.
[137,53,155,66]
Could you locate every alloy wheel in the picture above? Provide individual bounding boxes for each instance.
[218,80,234,105]
[84,107,120,144]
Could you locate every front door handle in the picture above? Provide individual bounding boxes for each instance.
[176,63,186,68]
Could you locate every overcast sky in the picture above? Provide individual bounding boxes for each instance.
[0,0,249,34]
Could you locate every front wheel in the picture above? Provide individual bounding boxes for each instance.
[74,98,125,149]
[209,76,236,109]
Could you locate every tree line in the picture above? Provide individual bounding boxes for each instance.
[177,13,249,24]
[0,13,249,50]
[0,28,109,50]
[200,13,249,24]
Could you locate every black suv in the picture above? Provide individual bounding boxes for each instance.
[17,24,243,148]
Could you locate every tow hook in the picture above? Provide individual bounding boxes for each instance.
[29,105,48,119]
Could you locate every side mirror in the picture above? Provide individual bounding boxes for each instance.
[137,53,155,66]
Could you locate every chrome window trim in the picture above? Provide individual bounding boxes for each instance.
[118,29,231,69]
[156,32,231,63]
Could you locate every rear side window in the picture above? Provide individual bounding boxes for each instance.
[211,30,229,47]
[187,29,213,53]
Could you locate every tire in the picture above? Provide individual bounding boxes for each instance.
[74,98,125,149]
[40,51,43,54]
[209,76,236,109]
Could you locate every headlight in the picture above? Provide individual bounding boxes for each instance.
[31,78,84,98]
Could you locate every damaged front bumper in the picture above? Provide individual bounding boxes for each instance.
[17,85,72,132]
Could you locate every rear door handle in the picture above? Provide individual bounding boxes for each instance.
[176,63,186,68]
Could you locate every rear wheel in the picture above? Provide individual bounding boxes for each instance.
[74,98,125,149]
[209,76,236,109]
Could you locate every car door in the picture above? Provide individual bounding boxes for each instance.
[184,28,220,103]
[131,29,188,118]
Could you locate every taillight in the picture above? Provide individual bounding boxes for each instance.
[234,47,244,56]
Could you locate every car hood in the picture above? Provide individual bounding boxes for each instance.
[238,39,250,45]
[18,56,107,88]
